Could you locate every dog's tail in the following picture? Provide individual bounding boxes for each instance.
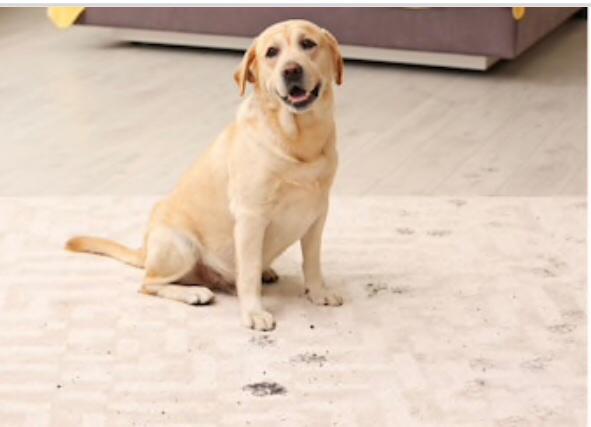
[65,236,144,268]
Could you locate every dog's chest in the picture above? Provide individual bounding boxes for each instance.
[264,181,325,256]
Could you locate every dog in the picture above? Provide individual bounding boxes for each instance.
[66,19,344,331]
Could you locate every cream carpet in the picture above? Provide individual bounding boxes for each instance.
[0,196,585,427]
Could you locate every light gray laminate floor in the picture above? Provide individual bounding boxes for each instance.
[0,8,587,197]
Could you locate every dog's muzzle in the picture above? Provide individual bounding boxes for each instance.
[278,62,321,110]
[279,83,321,110]
[283,63,303,84]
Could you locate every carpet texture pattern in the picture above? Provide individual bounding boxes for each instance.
[0,196,585,427]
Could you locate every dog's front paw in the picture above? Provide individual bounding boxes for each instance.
[306,287,343,306]
[242,309,276,331]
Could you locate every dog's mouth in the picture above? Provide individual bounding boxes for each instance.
[279,83,321,110]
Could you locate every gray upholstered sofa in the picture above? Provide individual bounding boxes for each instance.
[75,7,582,70]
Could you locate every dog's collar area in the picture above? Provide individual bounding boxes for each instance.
[279,83,321,110]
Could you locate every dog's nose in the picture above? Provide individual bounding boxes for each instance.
[283,63,303,82]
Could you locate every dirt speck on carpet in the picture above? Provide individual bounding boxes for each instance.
[290,352,327,366]
[249,334,275,347]
[243,382,287,397]
[366,282,408,298]
[449,199,467,207]
[427,229,452,237]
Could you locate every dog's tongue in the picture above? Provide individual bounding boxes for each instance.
[290,93,309,103]
[289,86,309,103]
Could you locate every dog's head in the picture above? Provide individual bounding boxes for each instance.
[234,20,343,113]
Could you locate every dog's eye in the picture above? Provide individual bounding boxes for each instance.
[300,38,317,50]
[265,47,279,58]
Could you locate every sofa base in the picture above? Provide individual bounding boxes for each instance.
[110,28,499,71]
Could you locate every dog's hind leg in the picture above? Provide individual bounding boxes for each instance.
[141,283,214,305]
[139,226,214,305]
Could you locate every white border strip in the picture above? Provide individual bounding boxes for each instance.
[14,3,591,6]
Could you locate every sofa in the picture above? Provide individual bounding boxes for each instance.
[71,7,582,70]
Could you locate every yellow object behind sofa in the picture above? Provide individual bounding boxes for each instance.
[47,7,85,29]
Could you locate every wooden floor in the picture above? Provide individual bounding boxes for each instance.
[0,8,587,196]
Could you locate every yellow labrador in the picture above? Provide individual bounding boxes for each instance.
[66,19,344,331]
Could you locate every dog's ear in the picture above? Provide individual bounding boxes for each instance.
[322,29,344,86]
[234,40,257,96]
